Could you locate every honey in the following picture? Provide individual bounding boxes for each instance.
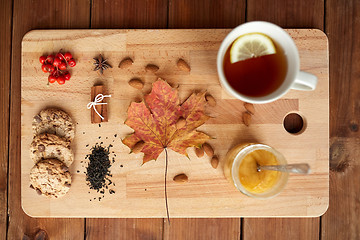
[224,143,288,198]
[238,149,279,193]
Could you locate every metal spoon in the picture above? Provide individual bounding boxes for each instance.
[256,163,311,174]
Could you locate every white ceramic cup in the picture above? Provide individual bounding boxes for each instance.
[217,21,318,104]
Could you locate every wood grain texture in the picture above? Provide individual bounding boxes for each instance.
[168,0,245,28]
[247,0,324,29]
[91,0,168,29]
[8,0,89,239]
[21,29,328,218]
[244,1,325,239]
[322,0,360,238]
[244,218,320,240]
[324,138,360,239]
[326,0,360,138]
[86,218,163,240]
[168,1,245,238]
[88,2,168,239]
[164,218,241,240]
[0,0,12,238]
[3,1,358,239]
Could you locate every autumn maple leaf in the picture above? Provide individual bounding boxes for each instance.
[122,78,211,164]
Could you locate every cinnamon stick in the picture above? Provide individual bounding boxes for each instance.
[90,85,108,123]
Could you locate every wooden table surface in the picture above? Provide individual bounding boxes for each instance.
[0,0,358,239]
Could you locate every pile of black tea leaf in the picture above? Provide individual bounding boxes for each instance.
[86,144,114,192]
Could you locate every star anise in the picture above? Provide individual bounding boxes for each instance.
[93,55,112,74]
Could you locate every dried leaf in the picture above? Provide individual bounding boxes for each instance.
[123,78,211,163]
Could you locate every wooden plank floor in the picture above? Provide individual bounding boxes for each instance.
[1,0,358,239]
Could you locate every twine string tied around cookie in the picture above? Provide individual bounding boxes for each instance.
[87,94,111,120]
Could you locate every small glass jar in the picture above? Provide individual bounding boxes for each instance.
[224,143,288,199]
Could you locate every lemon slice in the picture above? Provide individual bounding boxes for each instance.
[230,33,276,63]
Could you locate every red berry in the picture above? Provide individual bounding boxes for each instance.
[49,65,55,72]
[57,75,65,85]
[39,56,47,64]
[64,52,72,61]
[56,53,64,61]
[41,64,48,73]
[45,64,53,72]
[53,57,62,67]
[68,58,76,67]
[46,55,55,64]
[64,72,71,80]
[59,62,67,70]
[48,74,57,83]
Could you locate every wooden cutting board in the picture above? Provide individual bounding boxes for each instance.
[21,29,329,217]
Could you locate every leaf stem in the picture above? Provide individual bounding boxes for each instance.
[164,148,170,224]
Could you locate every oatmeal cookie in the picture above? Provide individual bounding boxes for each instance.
[32,108,75,142]
[30,158,71,198]
[30,133,74,167]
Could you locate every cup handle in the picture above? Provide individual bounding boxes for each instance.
[291,71,318,91]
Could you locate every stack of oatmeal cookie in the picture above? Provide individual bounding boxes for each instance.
[29,108,75,198]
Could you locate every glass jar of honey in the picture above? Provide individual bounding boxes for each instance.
[224,143,288,199]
